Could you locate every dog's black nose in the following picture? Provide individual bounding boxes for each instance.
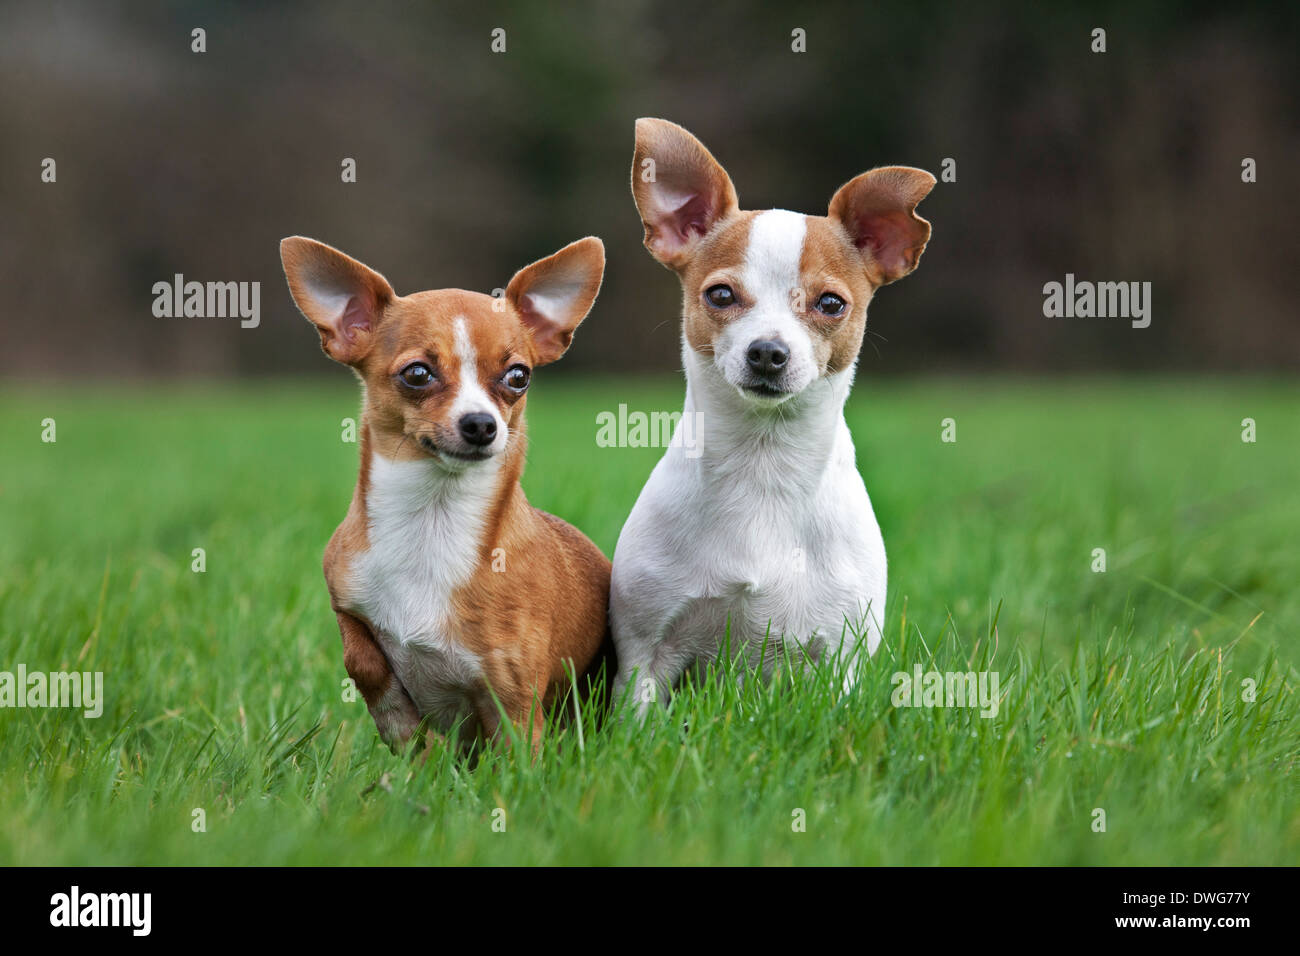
[458,413,497,446]
[746,339,789,377]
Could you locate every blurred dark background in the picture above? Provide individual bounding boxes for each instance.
[1,0,1296,379]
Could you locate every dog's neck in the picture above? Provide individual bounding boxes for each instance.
[680,345,857,489]
[357,417,523,555]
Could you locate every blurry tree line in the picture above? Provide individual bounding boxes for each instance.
[1,0,1296,378]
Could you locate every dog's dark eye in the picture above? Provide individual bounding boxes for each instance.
[502,365,530,393]
[399,362,435,387]
[814,292,847,316]
[705,285,737,308]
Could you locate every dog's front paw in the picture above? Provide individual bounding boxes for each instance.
[368,677,422,754]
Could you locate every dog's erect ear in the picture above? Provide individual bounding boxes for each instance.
[632,118,739,270]
[280,237,395,365]
[828,167,936,286]
[506,237,605,366]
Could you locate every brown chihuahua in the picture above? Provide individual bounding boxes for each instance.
[281,235,612,754]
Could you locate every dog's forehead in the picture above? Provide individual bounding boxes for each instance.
[691,211,759,274]
[691,210,861,290]
[799,216,863,278]
[380,290,525,360]
[741,209,807,289]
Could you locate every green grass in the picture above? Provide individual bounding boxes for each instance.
[0,377,1295,865]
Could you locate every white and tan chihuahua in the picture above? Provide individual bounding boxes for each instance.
[610,119,935,711]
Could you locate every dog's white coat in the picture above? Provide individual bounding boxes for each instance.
[342,318,501,735]
[348,453,496,733]
[610,210,887,708]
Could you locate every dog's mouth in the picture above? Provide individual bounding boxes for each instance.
[740,381,794,401]
[418,435,493,463]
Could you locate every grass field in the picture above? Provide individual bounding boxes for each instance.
[0,377,1296,865]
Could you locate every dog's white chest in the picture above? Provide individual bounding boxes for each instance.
[343,455,495,724]
[712,459,880,634]
[689,434,883,653]
[611,383,888,681]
